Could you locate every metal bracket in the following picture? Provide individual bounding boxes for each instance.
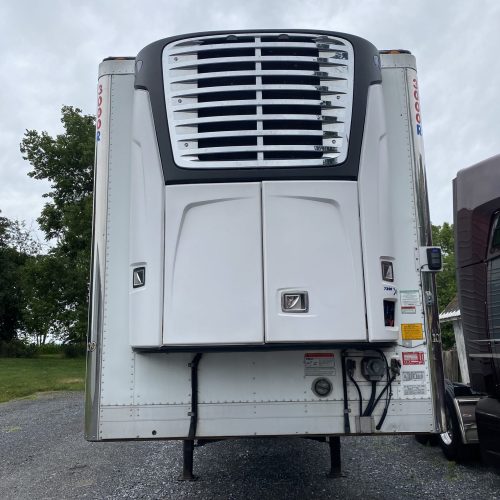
[355,416,375,433]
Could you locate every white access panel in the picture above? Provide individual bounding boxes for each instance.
[262,181,366,342]
[357,84,399,342]
[163,183,264,345]
[129,90,165,347]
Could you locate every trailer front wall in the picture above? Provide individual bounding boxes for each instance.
[86,39,443,441]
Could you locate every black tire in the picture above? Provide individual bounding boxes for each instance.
[439,392,468,461]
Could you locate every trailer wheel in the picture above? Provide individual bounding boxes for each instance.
[439,392,467,461]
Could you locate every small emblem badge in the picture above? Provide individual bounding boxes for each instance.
[282,291,309,313]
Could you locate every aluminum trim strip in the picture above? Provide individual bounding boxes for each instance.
[169,69,347,84]
[170,158,339,168]
[176,129,339,140]
[170,84,347,98]
[404,67,447,433]
[166,42,348,56]
[169,55,348,69]
[172,99,343,112]
[174,114,343,127]
[180,144,338,155]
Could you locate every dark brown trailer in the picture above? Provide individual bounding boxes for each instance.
[451,154,500,466]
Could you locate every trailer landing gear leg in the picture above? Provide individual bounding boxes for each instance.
[179,439,197,481]
[328,437,342,478]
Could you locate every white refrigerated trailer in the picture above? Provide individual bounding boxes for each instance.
[86,30,446,478]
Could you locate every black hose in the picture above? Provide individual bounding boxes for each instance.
[363,381,377,416]
[340,351,351,433]
[376,350,390,415]
[187,353,203,439]
[372,374,396,410]
[376,376,395,430]
[376,395,392,430]
[347,372,363,415]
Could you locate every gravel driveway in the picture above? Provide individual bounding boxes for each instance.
[1,392,499,499]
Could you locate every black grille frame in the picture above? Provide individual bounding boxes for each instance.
[134,30,382,183]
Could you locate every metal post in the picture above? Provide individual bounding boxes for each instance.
[328,437,342,478]
[179,439,196,481]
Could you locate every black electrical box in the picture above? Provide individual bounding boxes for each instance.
[426,247,442,271]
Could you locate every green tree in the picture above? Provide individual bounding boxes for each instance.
[432,222,456,311]
[20,106,95,344]
[20,254,70,345]
[0,212,39,343]
[432,222,456,349]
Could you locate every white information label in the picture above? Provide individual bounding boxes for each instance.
[404,385,426,396]
[403,371,425,382]
[400,290,421,307]
[304,353,335,376]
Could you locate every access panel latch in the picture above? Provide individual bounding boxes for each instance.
[133,266,146,288]
[281,291,309,313]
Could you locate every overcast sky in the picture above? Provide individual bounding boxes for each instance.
[1,0,499,235]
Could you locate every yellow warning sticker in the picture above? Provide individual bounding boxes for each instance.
[401,323,424,340]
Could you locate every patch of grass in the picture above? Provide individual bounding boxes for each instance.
[4,426,21,433]
[0,356,85,403]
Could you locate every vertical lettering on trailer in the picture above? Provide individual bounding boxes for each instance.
[412,78,422,136]
[93,75,111,275]
[95,76,110,176]
[96,83,104,142]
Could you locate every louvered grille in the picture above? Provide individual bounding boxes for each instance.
[163,33,354,168]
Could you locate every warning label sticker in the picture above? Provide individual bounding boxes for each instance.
[404,385,426,396]
[400,290,419,315]
[402,352,425,365]
[401,323,424,340]
[400,290,420,306]
[403,371,425,382]
[304,353,335,376]
[401,306,416,314]
[401,357,427,395]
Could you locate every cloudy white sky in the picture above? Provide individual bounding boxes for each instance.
[1,0,499,234]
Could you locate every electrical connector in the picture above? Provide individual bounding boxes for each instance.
[390,357,401,376]
[361,357,385,381]
[346,359,356,377]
